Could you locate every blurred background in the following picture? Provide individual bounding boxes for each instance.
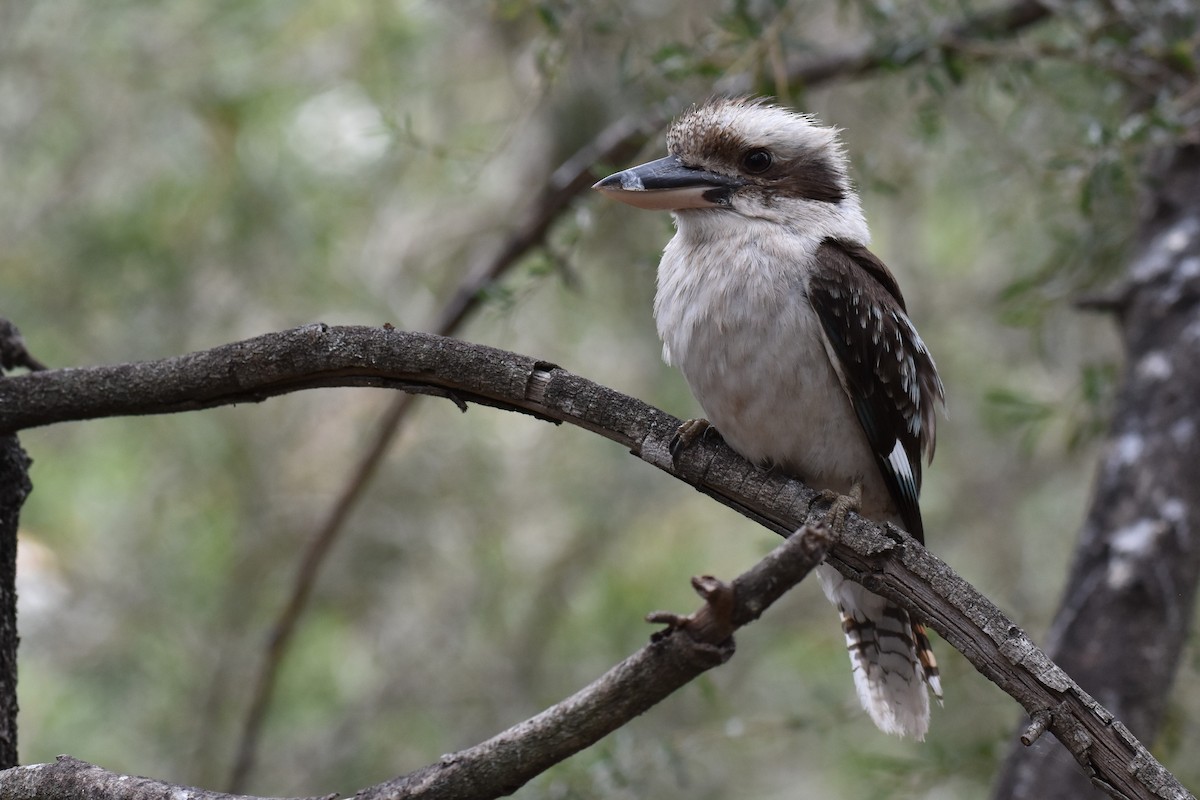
[3,1,1194,797]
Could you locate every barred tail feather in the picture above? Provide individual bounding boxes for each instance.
[912,620,943,703]
[815,564,939,739]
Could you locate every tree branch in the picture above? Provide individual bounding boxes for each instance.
[0,755,334,800]
[0,434,28,768]
[0,325,1191,800]
[721,0,1052,93]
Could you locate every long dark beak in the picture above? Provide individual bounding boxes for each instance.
[593,154,740,210]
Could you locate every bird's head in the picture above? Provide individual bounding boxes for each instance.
[594,97,857,224]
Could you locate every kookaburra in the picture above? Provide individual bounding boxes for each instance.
[594,97,945,739]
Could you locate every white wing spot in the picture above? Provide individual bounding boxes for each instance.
[887,440,912,487]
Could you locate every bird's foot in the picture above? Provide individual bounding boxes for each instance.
[669,417,716,462]
[815,482,863,536]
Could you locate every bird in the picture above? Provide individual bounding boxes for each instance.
[593,97,945,739]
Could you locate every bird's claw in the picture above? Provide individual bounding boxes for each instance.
[669,418,714,462]
[816,482,863,536]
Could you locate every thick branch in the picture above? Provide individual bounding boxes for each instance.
[0,755,332,800]
[0,325,1191,799]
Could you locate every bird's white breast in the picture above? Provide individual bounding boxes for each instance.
[654,211,893,515]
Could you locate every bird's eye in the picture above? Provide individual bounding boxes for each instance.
[741,148,773,174]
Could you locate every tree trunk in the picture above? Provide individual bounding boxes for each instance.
[0,435,29,768]
[993,144,1200,797]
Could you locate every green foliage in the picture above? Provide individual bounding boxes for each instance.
[983,387,1058,449]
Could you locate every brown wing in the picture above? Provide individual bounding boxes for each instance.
[807,239,944,541]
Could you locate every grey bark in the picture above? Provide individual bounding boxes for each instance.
[0,319,39,768]
[0,434,27,768]
[993,144,1200,798]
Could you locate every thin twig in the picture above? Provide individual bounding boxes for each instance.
[1021,708,1053,746]
[225,393,415,791]
[0,320,47,374]
[721,0,1052,93]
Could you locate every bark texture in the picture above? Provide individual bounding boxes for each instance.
[0,435,26,768]
[993,145,1200,798]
